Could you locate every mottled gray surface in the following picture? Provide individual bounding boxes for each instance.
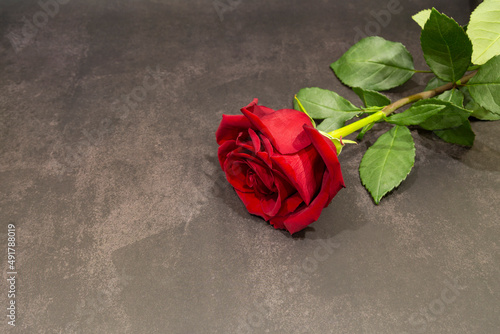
[1,0,499,333]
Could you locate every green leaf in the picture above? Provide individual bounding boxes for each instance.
[294,95,316,127]
[387,99,471,130]
[353,87,391,108]
[413,9,432,28]
[466,96,500,120]
[331,36,415,91]
[461,86,500,119]
[359,126,415,204]
[294,87,360,119]
[467,0,500,65]
[436,88,464,106]
[420,8,473,82]
[425,77,449,90]
[434,120,475,146]
[317,115,354,132]
[387,103,445,126]
[294,87,360,132]
[467,55,500,115]
[420,100,471,129]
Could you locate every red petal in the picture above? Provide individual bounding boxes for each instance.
[256,135,274,168]
[303,125,345,198]
[272,170,297,200]
[223,158,252,193]
[260,192,281,217]
[241,99,275,117]
[236,132,254,151]
[248,128,261,152]
[235,189,270,221]
[217,140,237,169]
[251,164,275,191]
[216,114,251,145]
[270,127,345,234]
[278,192,304,216]
[241,107,313,154]
[271,145,324,205]
[276,170,333,234]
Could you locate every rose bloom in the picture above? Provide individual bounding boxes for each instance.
[216,99,345,234]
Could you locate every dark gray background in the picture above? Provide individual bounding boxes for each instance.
[1,0,498,333]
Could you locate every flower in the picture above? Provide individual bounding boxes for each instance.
[216,99,345,234]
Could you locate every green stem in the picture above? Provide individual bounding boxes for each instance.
[330,110,386,139]
[329,71,477,139]
[413,70,433,73]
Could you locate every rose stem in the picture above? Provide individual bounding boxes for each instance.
[328,71,477,139]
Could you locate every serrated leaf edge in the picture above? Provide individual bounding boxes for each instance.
[360,126,416,204]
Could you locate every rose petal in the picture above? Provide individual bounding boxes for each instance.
[261,174,299,218]
[241,99,275,118]
[246,160,275,192]
[272,170,332,234]
[235,189,270,221]
[272,171,297,200]
[271,145,324,205]
[217,140,237,169]
[223,158,252,193]
[236,132,254,151]
[217,102,345,235]
[248,128,261,152]
[278,193,303,216]
[231,150,268,167]
[270,127,345,234]
[303,125,345,198]
[241,107,313,154]
[216,114,251,145]
[269,192,304,230]
[260,192,281,217]
[256,135,274,168]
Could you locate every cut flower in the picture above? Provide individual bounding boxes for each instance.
[216,99,345,234]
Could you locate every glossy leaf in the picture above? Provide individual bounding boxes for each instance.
[434,120,475,146]
[460,86,500,120]
[353,87,391,108]
[387,103,445,126]
[387,99,471,130]
[317,115,355,132]
[331,36,415,91]
[294,87,360,119]
[467,0,500,65]
[467,55,500,115]
[294,87,360,132]
[436,88,464,106]
[420,8,472,82]
[359,126,415,204]
[294,95,317,128]
[466,98,500,120]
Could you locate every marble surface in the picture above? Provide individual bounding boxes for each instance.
[1,0,498,333]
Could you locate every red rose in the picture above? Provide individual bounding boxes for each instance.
[216,99,345,234]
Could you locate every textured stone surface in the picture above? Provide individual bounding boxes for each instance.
[0,0,498,333]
